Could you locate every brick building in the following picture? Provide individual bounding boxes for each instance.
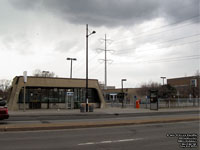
[167,76,200,98]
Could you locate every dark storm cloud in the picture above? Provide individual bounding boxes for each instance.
[9,0,199,27]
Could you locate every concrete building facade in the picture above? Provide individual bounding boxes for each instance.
[8,76,106,110]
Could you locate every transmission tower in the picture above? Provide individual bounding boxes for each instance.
[97,34,114,89]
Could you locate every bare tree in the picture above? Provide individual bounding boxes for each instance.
[194,69,200,77]
[0,79,11,92]
[138,81,176,98]
[32,69,56,77]
[138,81,161,96]
[0,79,11,100]
[32,69,42,77]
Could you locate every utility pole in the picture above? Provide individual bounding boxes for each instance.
[104,34,107,88]
[98,34,113,89]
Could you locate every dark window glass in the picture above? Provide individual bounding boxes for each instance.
[18,87,101,105]
[58,89,65,103]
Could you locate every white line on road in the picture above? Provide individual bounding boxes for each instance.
[78,142,95,145]
[100,141,113,144]
[78,138,143,146]
[117,139,137,142]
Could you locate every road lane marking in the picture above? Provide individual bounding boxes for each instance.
[78,138,143,146]
[118,139,138,142]
[78,142,95,145]
[100,141,113,144]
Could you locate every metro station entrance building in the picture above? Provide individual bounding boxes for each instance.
[8,76,105,111]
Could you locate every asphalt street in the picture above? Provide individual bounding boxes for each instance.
[0,121,199,150]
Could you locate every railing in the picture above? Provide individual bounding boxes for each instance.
[106,98,200,108]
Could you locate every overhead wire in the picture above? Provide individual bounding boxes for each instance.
[115,33,200,53]
[68,14,200,76]
[117,42,200,57]
[112,15,200,45]
[113,55,200,64]
[143,55,200,63]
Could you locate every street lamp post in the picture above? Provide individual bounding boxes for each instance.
[86,24,96,112]
[121,79,127,108]
[160,77,166,85]
[42,71,49,77]
[66,57,77,78]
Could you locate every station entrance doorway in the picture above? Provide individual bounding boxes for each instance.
[65,92,74,109]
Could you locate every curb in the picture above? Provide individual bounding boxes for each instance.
[0,116,199,132]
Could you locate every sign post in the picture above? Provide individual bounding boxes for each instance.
[146,96,148,109]
[149,90,158,110]
[177,91,180,107]
[23,71,27,112]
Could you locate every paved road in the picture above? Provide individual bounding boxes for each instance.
[0,121,199,150]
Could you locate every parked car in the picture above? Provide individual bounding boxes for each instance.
[0,100,9,120]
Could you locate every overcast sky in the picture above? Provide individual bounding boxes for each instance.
[0,0,199,88]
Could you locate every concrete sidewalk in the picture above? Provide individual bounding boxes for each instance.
[1,107,198,132]
[8,106,200,116]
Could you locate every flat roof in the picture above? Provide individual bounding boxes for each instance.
[16,76,98,81]
[167,76,199,80]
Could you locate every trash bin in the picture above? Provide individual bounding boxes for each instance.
[136,100,140,109]
[89,104,94,112]
[80,103,86,112]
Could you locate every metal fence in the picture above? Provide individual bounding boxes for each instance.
[106,98,200,109]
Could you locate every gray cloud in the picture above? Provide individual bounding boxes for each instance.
[54,40,79,52]
[9,0,199,27]
[2,33,32,54]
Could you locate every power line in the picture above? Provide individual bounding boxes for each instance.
[116,40,200,56]
[115,34,200,54]
[138,40,200,53]
[113,55,200,64]
[143,55,200,63]
[112,15,200,45]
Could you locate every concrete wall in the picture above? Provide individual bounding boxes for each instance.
[8,76,105,110]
